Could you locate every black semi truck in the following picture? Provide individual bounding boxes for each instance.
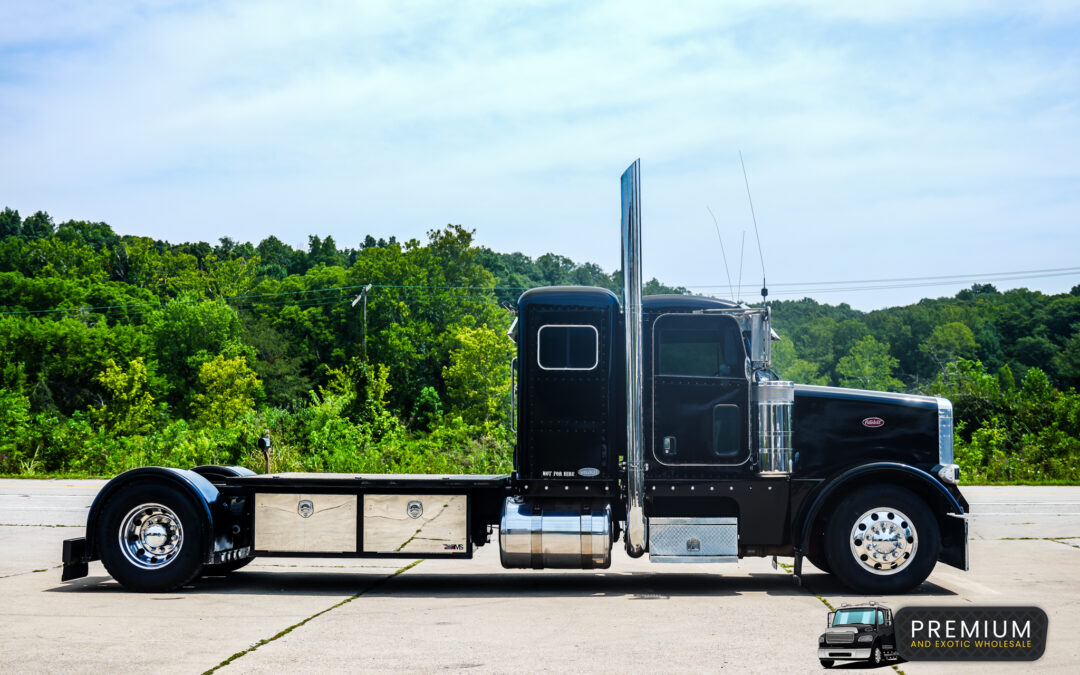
[61,160,968,594]
[818,602,898,667]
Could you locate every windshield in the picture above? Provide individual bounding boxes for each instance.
[833,609,877,626]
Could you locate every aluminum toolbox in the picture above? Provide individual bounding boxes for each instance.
[254,493,358,553]
[362,494,468,554]
[649,516,738,562]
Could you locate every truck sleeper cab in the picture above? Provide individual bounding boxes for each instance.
[61,159,967,594]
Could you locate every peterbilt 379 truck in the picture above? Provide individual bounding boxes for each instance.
[60,160,968,594]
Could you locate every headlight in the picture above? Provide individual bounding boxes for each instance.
[819,636,826,645]
[858,634,874,643]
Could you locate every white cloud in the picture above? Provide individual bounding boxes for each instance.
[1,1,1078,309]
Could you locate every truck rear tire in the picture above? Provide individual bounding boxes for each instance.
[96,482,206,592]
[824,485,939,594]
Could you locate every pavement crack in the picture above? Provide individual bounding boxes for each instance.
[0,522,80,527]
[998,536,1080,548]
[0,563,62,580]
[202,559,422,674]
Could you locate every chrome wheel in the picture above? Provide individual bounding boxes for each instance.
[849,506,917,575]
[118,503,184,570]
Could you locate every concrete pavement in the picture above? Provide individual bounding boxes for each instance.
[0,479,1077,673]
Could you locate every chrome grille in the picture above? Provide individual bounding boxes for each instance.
[826,632,854,645]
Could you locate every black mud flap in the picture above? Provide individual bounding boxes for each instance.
[939,513,969,571]
[62,538,89,581]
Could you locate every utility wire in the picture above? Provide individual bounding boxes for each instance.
[684,266,1080,290]
[0,266,1076,317]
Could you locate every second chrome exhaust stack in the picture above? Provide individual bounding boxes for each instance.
[621,159,647,558]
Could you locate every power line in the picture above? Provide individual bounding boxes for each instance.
[688,266,1080,293]
[0,265,1076,318]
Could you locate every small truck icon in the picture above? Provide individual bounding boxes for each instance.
[818,602,898,668]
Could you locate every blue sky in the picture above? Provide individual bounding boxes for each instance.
[2,1,1078,310]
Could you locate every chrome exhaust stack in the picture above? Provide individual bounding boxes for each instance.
[621,159,647,558]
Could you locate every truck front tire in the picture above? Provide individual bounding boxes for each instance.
[824,485,940,594]
[96,482,206,592]
[869,643,883,665]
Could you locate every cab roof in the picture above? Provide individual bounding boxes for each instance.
[517,287,740,312]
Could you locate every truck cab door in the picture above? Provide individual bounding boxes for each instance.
[650,313,750,468]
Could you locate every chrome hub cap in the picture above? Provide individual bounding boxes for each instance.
[849,506,917,575]
[119,503,184,570]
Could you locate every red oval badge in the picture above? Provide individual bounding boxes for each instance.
[862,417,885,428]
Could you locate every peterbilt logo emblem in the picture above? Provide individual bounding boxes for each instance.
[577,467,600,477]
[862,417,885,428]
[297,500,314,518]
[407,500,424,519]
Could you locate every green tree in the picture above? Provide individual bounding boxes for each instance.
[91,358,156,435]
[443,323,514,429]
[411,386,443,431]
[191,355,263,427]
[55,220,118,250]
[836,336,903,392]
[920,322,978,370]
[1053,330,1080,389]
[925,358,1005,438]
[771,336,827,385]
[0,388,31,472]
[147,296,249,410]
[0,207,21,238]
[21,211,54,240]
[241,317,313,407]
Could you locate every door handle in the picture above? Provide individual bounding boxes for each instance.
[662,436,677,456]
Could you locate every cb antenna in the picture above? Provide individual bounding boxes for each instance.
[737,231,746,302]
[706,205,735,302]
[739,150,768,303]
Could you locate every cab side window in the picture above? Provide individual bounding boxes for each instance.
[657,326,743,378]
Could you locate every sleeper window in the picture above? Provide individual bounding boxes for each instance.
[538,325,598,371]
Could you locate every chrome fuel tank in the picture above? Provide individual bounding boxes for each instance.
[499,498,612,569]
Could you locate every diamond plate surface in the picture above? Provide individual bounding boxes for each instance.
[649,520,738,556]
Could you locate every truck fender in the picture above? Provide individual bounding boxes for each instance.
[190,464,256,483]
[85,467,222,565]
[795,462,967,570]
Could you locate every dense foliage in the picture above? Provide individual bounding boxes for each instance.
[0,205,1076,483]
[0,207,682,477]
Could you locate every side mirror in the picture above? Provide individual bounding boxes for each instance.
[827,611,835,628]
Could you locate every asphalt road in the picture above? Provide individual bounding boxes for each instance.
[0,480,1077,674]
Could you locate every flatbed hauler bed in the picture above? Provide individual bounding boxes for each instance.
[61,160,968,594]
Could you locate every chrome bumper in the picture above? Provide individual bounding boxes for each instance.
[818,647,871,660]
